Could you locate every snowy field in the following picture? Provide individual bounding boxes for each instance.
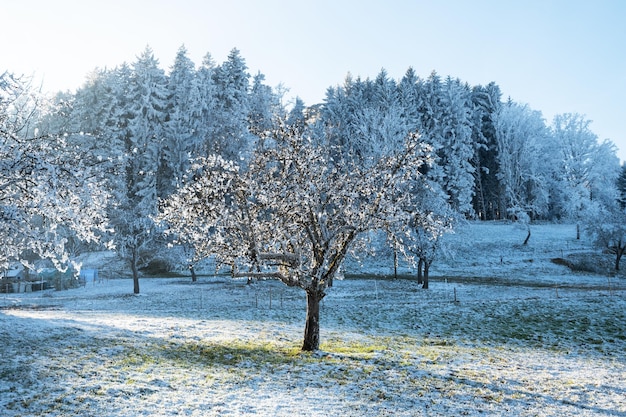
[1,222,625,416]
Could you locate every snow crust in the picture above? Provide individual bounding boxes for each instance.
[1,222,624,416]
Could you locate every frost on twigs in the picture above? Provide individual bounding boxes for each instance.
[160,125,430,293]
[158,123,432,349]
[0,72,110,272]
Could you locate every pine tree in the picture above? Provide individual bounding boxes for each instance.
[113,46,169,294]
[248,71,282,135]
[194,52,218,158]
[438,77,475,215]
[161,45,199,197]
[397,67,422,132]
[470,82,502,219]
[210,48,251,161]
[286,97,307,130]
[617,164,626,209]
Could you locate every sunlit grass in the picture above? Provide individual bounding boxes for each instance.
[161,339,302,366]
[3,273,625,416]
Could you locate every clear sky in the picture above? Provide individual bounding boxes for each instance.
[2,0,625,160]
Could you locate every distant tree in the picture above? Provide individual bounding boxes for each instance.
[390,179,456,289]
[552,113,621,239]
[470,82,502,220]
[286,97,307,130]
[437,77,475,215]
[210,48,252,161]
[397,67,421,132]
[0,72,109,271]
[111,47,169,294]
[493,102,553,243]
[248,71,282,135]
[161,45,199,198]
[321,70,411,168]
[71,68,119,137]
[158,124,432,351]
[412,72,477,217]
[194,52,218,158]
[584,198,626,271]
[321,74,370,163]
[617,164,626,208]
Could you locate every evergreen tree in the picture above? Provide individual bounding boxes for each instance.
[397,67,422,132]
[470,82,502,219]
[322,71,409,167]
[210,48,251,161]
[438,77,475,215]
[113,46,169,294]
[617,164,626,209]
[248,71,282,135]
[195,52,218,158]
[286,97,307,131]
[161,45,199,197]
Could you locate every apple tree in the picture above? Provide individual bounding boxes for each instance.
[158,124,431,351]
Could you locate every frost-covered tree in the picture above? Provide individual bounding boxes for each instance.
[193,52,218,158]
[437,77,475,215]
[209,48,251,161]
[397,67,422,132]
[112,47,169,294]
[0,72,109,271]
[322,70,410,167]
[585,204,626,271]
[158,124,431,351]
[161,45,200,197]
[552,113,620,239]
[493,102,553,242]
[617,164,626,209]
[582,168,626,271]
[470,82,502,220]
[412,72,477,217]
[322,74,371,163]
[71,68,118,137]
[390,179,456,289]
[248,72,282,135]
[286,97,307,131]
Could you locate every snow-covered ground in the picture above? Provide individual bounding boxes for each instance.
[1,222,625,416]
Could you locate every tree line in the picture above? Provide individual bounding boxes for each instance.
[37,45,622,226]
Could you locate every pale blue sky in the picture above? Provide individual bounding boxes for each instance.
[2,0,625,159]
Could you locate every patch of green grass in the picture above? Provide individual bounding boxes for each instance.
[118,348,159,369]
[320,338,387,358]
[160,339,302,368]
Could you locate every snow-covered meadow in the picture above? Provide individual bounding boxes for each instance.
[1,222,625,416]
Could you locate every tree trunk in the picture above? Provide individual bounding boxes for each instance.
[473,156,487,220]
[523,227,531,245]
[422,261,430,289]
[417,258,423,285]
[302,290,324,351]
[615,241,625,271]
[189,264,197,282]
[131,248,140,294]
[393,249,398,279]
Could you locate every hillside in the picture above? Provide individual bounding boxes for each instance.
[347,221,624,287]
